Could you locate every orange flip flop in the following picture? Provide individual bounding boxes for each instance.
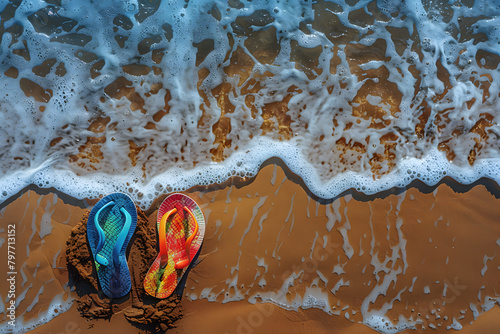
[144,193,205,298]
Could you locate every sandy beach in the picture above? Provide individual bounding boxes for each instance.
[1,162,499,333]
[1,1,500,333]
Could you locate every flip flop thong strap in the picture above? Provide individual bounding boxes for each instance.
[94,201,132,267]
[94,201,115,265]
[174,206,199,269]
[183,206,199,257]
[159,208,177,267]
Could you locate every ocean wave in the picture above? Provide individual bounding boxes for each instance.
[0,0,499,207]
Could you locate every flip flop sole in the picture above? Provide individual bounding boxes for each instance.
[87,193,137,298]
[144,193,205,298]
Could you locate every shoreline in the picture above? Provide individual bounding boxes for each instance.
[1,162,499,333]
[2,156,499,214]
[2,144,500,212]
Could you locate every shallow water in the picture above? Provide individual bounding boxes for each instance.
[0,0,499,207]
[1,0,500,333]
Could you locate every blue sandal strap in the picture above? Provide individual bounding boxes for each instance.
[94,201,115,265]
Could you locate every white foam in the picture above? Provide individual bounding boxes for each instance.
[363,314,416,334]
[0,293,73,334]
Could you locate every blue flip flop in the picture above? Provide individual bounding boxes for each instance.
[87,193,137,298]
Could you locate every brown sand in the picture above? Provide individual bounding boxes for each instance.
[1,163,500,334]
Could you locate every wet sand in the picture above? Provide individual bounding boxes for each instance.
[1,162,500,333]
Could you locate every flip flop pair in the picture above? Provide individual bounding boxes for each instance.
[144,193,205,298]
[86,193,205,299]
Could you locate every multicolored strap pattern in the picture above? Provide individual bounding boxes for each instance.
[144,193,205,299]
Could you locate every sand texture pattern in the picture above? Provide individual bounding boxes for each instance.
[1,164,499,334]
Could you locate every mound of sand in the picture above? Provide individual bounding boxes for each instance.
[66,209,183,332]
